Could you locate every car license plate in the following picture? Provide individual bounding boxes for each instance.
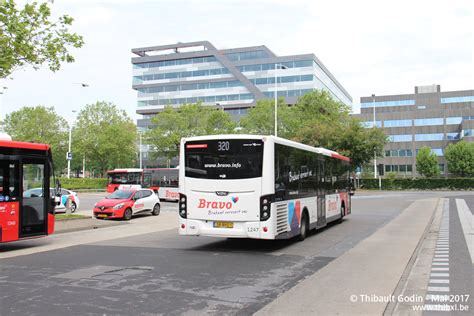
[213,221,233,228]
[97,214,108,218]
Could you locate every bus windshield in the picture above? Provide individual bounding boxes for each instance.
[108,172,141,184]
[185,139,263,180]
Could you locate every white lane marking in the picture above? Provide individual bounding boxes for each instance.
[434,255,449,258]
[455,199,474,264]
[429,279,449,284]
[432,262,449,266]
[431,268,449,271]
[431,273,449,277]
[427,286,450,292]
[432,258,449,262]
[435,251,449,254]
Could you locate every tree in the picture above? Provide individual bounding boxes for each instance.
[73,101,137,176]
[2,105,69,171]
[239,98,298,138]
[445,141,474,177]
[0,0,84,78]
[291,91,387,168]
[146,103,236,161]
[416,147,440,177]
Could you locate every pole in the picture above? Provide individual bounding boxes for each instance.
[139,132,143,169]
[67,124,72,178]
[372,94,377,179]
[274,64,278,137]
[82,155,85,178]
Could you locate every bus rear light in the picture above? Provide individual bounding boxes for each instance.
[263,227,268,232]
[181,224,185,229]
[260,194,272,221]
[179,193,187,218]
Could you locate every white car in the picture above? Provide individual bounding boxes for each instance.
[23,188,81,213]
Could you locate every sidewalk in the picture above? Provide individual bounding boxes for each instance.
[256,198,440,316]
[55,216,125,234]
[0,212,178,259]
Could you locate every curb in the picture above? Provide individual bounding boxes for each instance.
[55,218,126,234]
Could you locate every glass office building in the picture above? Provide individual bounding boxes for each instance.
[355,85,474,176]
[131,41,352,167]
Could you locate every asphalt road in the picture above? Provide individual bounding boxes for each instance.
[0,191,472,315]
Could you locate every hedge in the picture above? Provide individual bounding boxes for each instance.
[58,178,107,190]
[359,178,474,190]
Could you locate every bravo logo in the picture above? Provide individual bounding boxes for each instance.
[198,197,239,209]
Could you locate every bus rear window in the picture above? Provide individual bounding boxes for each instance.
[185,139,263,179]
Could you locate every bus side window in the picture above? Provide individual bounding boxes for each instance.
[0,162,19,201]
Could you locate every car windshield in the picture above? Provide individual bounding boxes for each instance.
[107,190,133,199]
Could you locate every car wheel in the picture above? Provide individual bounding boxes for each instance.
[123,208,133,221]
[298,213,309,241]
[70,202,77,213]
[151,203,160,216]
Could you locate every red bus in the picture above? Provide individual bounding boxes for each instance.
[106,168,143,193]
[106,168,179,201]
[0,139,56,243]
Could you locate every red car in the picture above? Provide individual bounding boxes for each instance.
[94,189,160,220]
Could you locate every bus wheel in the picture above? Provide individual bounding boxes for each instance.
[151,204,160,216]
[123,208,133,221]
[338,203,345,224]
[298,213,309,241]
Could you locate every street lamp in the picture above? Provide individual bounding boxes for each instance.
[372,94,377,179]
[70,83,89,178]
[274,63,288,137]
[67,110,77,179]
[139,131,143,169]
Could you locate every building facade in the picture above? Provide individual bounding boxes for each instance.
[355,85,474,177]
[131,41,352,167]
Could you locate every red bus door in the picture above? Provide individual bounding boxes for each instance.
[20,158,49,238]
[0,159,20,242]
[0,157,50,242]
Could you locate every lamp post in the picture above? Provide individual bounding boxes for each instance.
[274,63,288,137]
[67,110,77,179]
[139,131,143,169]
[70,82,89,178]
[372,94,377,179]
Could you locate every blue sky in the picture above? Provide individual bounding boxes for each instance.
[1,0,472,123]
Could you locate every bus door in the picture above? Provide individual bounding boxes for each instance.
[0,158,20,242]
[20,158,49,238]
[316,160,326,228]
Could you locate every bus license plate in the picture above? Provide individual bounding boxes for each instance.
[213,221,233,228]
[97,214,108,218]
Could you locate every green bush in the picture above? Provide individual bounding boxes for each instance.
[360,178,474,190]
[58,178,107,190]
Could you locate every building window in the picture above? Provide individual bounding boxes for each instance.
[446,117,463,125]
[415,133,444,141]
[384,119,412,127]
[385,149,413,157]
[360,100,415,108]
[446,133,460,140]
[414,118,444,126]
[362,121,382,128]
[463,129,474,137]
[441,96,474,104]
[389,134,413,142]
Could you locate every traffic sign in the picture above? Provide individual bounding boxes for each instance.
[66,152,73,160]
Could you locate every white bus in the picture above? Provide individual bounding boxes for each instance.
[178,135,352,240]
